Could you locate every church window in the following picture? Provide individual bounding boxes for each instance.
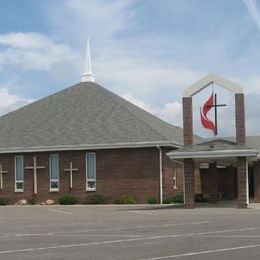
[86,153,96,191]
[15,156,24,192]
[50,154,59,191]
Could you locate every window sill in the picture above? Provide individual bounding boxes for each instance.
[86,189,96,192]
[15,190,24,193]
[49,189,59,193]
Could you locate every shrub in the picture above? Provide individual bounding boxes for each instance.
[114,195,136,204]
[59,195,78,205]
[147,197,157,204]
[195,193,208,203]
[172,193,184,204]
[86,195,107,205]
[163,197,172,204]
[0,197,7,206]
[28,197,37,205]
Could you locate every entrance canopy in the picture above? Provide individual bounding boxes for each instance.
[167,139,258,163]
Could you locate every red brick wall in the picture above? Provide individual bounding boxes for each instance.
[235,93,246,145]
[0,147,181,204]
[237,157,248,208]
[162,148,184,200]
[183,97,193,146]
[184,158,195,208]
[200,166,237,199]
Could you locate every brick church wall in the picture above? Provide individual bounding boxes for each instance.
[0,147,184,204]
[162,148,184,200]
[162,149,201,201]
[200,167,237,199]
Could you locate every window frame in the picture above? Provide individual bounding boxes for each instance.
[49,154,59,192]
[15,155,24,192]
[86,152,96,191]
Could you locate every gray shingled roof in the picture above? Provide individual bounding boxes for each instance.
[0,82,194,151]
[206,136,260,152]
[226,136,260,151]
[172,139,251,153]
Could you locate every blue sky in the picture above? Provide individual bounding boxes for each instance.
[0,0,260,137]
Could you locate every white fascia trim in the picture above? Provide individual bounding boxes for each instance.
[167,149,259,159]
[0,141,182,154]
[183,73,244,97]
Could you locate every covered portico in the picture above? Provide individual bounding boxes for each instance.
[167,139,258,208]
[173,73,258,209]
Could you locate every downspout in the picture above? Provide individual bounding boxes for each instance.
[157,144,163,204]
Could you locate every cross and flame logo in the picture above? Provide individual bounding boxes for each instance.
[200,92,226,135]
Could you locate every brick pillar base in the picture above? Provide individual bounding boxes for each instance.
[237,157,248,209]
[184,158,195,209]
[209,162,218,203]
[254,161,260,203]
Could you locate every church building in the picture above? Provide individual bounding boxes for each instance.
[0,40,195,204]
[1,40,260,207]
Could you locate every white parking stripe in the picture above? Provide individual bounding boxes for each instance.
[128,210,153,215]
[0,221,210,239]
[0,221,103,229]
[0,227,259,254]
[47,208,72,215]
[142,244,260,259]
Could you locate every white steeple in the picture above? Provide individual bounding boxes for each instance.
[81,37,95,82]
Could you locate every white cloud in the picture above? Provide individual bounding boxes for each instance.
[242,75,260,95]
[122,93,154,113]
[0,32,79,73]
[243,0,260,31]
[122,92,182,126]
[0,87,34,115]
[160,101,182,119]
[49,0,136,40]
[96,54,204,97]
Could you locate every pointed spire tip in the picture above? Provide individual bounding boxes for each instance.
[81,37,95,83]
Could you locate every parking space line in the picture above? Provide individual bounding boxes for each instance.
[141,244,260,259]
[196,235,260,238]
[128,210,153,215]
[47,208,72,215]
[106,221,210,231]
[0,227,259,254]
[0,222,103,229]
[56,234,141,237]
[0,221,210,239]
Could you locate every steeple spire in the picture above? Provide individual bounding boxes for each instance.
[81,37,95,82]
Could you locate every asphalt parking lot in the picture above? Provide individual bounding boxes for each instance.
[1,204,260,259]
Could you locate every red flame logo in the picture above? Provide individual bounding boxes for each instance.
[200,93,216,134]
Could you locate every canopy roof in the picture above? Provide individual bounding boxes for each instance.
[167,139,258,161]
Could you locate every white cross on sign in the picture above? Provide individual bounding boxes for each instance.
[64,162,79,189]
[0,164,8,190]
[26,156,45,195]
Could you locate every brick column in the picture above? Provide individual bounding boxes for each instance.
[183,97,193,146]
[237,157,248,208]
[184,158,195,209]
[209,162,218,203]
[254,161,260,203]
[235,93,246,145]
